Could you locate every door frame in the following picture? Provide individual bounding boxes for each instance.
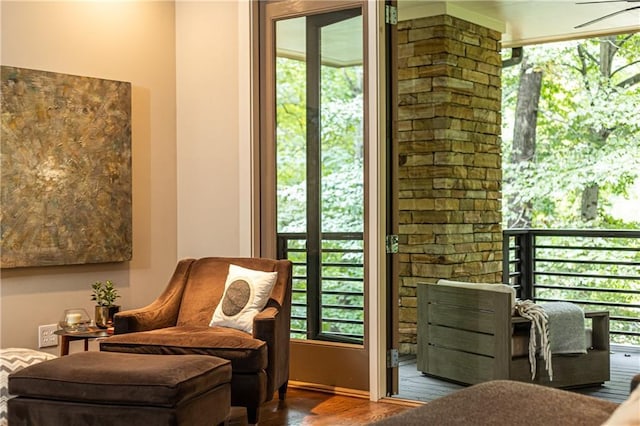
[255,0,388,397]
[383,0,399,397]
[366,0,388,401]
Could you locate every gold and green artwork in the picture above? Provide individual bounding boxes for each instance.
[1,66,132,268]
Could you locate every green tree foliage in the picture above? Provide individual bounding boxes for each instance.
[276,58,308,233]
[275,57,364,234]
[503,35,640,345]
[502,34,640,229]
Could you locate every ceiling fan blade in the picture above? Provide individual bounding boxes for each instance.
[575,5,640,28]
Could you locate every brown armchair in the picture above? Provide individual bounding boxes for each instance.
[99,257,292,424]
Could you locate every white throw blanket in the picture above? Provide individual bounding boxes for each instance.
[514,300,553,380]
[540,302,587,355]
[513,300,587,381]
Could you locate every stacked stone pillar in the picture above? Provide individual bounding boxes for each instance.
[396,15,503,354]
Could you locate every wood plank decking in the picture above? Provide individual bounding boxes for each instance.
[395,344,639,404]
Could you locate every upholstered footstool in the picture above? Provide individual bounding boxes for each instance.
[8,351,231,426]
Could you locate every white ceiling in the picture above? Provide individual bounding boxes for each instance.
[277,15,363,67]
[275,1,640,67]
[399,1,640,47]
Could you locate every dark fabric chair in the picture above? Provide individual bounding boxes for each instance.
[370,380,621,426]
[100,257,292,424]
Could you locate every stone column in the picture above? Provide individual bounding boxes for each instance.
[396,15,503,354]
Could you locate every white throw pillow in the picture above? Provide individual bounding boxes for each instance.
[209,264,278,334]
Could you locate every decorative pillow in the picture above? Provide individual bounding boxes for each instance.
[1,348,57,426]
[209,264,278,334]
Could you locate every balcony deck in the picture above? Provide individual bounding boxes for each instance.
[395,344,639,404]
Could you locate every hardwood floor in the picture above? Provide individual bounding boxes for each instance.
[256,344,638,425]
[258,388,413,425]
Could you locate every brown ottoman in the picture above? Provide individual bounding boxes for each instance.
[8,351,231,426]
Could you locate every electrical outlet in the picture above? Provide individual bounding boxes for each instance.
[38,324,59,348]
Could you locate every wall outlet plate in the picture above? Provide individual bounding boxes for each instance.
[38,324,58,348]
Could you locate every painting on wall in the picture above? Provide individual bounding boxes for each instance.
[0,66,132,268]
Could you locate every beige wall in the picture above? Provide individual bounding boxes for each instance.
[0,1,178,352]
[175,1,251,259]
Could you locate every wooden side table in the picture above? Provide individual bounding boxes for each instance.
[53,329,110,356]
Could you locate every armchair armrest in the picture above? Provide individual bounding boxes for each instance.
[253,306,279,335]
[585,310,609,351]
[114,259,195,334]
[114,300,179,334]
[253,305,288,397]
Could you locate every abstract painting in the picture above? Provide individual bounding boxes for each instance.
[1,66,132,268]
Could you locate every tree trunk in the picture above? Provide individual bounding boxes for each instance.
[599,36,616,79]
[508,59,543,228]
[579,37,616,221]
[581,184,599,221]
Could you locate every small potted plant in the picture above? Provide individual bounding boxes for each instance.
[91,280,121,329]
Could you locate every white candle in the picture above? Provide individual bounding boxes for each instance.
[66,313,82,325]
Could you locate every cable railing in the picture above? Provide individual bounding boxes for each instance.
[503,229,640,345]
[277,232,365,344]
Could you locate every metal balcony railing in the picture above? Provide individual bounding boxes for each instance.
[277,232,364,344]
[278,229,640,346]
[503,229,640,345]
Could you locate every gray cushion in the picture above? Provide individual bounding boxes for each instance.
[1,348,56,426]
[100,325,267,372]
